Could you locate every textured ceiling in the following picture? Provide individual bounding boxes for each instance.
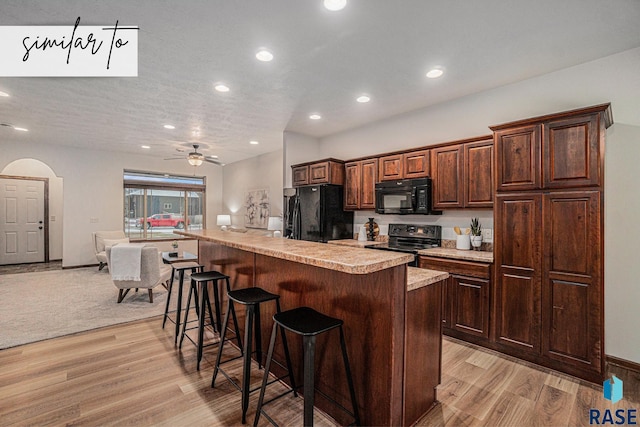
[1,0,639,165]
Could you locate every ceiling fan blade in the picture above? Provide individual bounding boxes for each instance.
[204,158,225,166]
[164,157,184,160]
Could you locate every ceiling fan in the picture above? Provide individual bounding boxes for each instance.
[165,144,224,167]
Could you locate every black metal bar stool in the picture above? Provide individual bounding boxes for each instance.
[162,262,203,344]
[254,306,360,427]
[179,270,241,370]
[212,287,297,424]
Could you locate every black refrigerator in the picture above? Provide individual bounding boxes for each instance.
[284,185,353,242]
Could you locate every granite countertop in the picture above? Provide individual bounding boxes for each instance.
[407,267,449,291]
[175,229,413,275]
[327,239,387,248]
[418,247,494,263]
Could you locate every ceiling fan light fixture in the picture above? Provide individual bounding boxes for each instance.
[188,153,204,166]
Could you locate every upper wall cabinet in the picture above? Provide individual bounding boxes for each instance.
[291,159,345,187]
[378,150,430,181]
[492,104,612,192]
[345,158,378,210]
[430,137,493,210]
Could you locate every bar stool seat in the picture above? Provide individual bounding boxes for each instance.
[212,287,296,425]
[254,306,360,427]
[162,262,203,345]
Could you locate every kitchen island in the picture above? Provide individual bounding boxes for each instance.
[175,229,448,426]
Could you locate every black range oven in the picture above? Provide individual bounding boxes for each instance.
[365,224,441,267]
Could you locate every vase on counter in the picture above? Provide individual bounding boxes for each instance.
[366,218,379,241]
[470,235,483,251]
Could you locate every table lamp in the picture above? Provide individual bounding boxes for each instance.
[217,214,231,231]
[267,216,283,237]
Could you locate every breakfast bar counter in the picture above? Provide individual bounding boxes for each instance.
[176,229,447,426]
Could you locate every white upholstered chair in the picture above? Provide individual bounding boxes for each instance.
[92,230,127,271]
[106,245,172,303]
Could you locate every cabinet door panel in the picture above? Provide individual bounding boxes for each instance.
[309,162,330,184]
[378,154,403,181]
[465,140,493,208]
[495,193,541,352]
[292,166,309,186]
[543,114,599,188]
[431,144,464,209]
[542,191,602,373]
[452,275,489,338]
[495,125,541,191]
[404,150,430,179]
[361,159,377,209]
[344,162,360,210]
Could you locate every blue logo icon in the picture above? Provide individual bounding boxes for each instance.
[603,375,623,404]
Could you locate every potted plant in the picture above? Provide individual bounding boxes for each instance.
[470,218,483,251]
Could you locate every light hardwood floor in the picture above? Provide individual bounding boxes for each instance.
[0,316,637,426]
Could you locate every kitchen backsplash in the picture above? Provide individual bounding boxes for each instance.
[353,210,494,243]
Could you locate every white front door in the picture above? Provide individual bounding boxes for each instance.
[0,178,46,264]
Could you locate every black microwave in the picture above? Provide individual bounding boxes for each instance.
[375,178,441,215]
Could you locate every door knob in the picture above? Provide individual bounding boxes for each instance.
[39,226,43,230]
[39,220,43,224]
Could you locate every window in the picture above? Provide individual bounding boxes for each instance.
[123,170,206,240]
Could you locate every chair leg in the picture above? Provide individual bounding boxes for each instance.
[98,262,106,271]
[212,299,232,387]
[148,289,153,303]
[340,326,360,426]
[253,322,279,427]
[117,288,130,303]
[241,305,255,424]
[162,269,175,328]
[303,335,316,427]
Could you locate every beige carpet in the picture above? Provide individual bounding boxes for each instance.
[0,267,182,349]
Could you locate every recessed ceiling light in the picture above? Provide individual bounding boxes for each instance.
[163,124,175,129]
[14,127,28,132]
[324,0,347,11]
[309,114,322,120]
[0,91,9,97]
[141,145,151,149]
[356,95,370,103]
[426,68,444,79]
[214,83,230,92]
[256,49,273,62]
[250,140,259,145]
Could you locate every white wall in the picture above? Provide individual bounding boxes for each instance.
[221,150,284,228]
[283,131,320,188]
[0,140,223,267]
[1,158,64,260]
[604,123,640,363]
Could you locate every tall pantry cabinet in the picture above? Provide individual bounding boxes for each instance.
[491,103,612,383]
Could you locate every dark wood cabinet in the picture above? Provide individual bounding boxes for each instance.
[541,191,602,372]
[494,124,541,192]
[543,114,601,189]
[431,137,493,210]
[291,159,345,187]
[493,104,611,192]
[378,154,403,181]
[419,256,491,342]
[404,150,430,179]
[292,165,309,186]
[344,158,377,210]
[431,144,464,209]
[464,139,493,208]
[494,193,542,353]
[378,150,430,181]
[491,104,611,383]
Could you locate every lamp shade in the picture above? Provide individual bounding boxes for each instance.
[217,214,231,230]
[267,217,282,231]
